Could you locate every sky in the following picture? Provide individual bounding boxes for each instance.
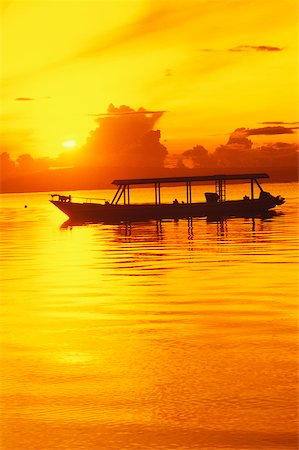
[1,0,298,161]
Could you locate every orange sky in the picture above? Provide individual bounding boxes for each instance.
[1,0,298,160]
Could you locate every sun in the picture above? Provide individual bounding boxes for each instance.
[62,139,77,149]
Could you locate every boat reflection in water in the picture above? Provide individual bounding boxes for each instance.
[1,185,297,450]
[51,173,285,224]
[60,210,283,241]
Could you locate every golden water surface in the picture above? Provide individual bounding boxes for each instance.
[1,183,298,450]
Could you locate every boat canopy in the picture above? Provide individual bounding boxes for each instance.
[110,173,269,205]
[112,173,269,186]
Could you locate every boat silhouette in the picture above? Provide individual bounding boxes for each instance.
[50,173,285,223]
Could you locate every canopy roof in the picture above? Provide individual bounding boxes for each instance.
[112,173,269,186]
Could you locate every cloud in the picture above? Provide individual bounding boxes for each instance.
[212,131,298,170]
[246,126,298,136]
[2,115,299,186]
[1,0,12,13]
[3,3,177,86]
[69,2,204,64]
[176,126,299,171]
[0,152,16,178]
[229,45,283,52]
[223,126,298,140]
[226,128,253,148]
[0,128,36,154]
[198,45,283,53]
[88,109,168,117]
[15,97,34,101]
[14,96,51,101]
[180,145,211,168]
[0,151,52,182]
[259,121,299,125]
[217,128,299,168]
[199,48,217,52]
[78,104,167,168]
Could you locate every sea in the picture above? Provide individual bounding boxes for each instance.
[0,182,298,450]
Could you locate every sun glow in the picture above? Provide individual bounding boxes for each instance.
[62,139,77,149]
[1,0,298,167]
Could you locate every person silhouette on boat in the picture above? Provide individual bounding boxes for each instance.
[55,194,71,202]
[173,198,179,205]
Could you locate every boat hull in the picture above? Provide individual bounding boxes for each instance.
[51,198,281,223]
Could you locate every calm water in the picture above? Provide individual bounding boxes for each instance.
[0,182,298,450]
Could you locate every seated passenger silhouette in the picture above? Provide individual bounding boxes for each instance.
[58,195,71,202]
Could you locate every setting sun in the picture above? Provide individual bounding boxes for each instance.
[0,1,298,449]
[1,0,298,162]
[62,139,77,149]
[0,0,298,193]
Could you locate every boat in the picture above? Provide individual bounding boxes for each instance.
[50,173,285,223]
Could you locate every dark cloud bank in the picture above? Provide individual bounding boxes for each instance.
[1,105,298,193]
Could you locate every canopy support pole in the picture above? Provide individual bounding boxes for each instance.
[216,179,226,201]
[186,181,192,203]
[255,179,264,192]
[155,183,161,205]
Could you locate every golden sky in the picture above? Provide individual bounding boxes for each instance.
[1,0,298,159]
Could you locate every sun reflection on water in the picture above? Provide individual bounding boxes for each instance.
[0,185,298,449]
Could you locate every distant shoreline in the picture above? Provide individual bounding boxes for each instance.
[1,165,298,194]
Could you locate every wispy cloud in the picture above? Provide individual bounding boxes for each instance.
[14,96,51,101]
[246,126,298,136]
[75,2,206,62]
[199,48,219,52]
[88,110,168,117]
[199,45,283,53]
[229,126,298,139]
[259,121,299,125]
[1,0,12,13]
[229,45,283,52]
[4,2,203,87]
[15,97,34,101]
